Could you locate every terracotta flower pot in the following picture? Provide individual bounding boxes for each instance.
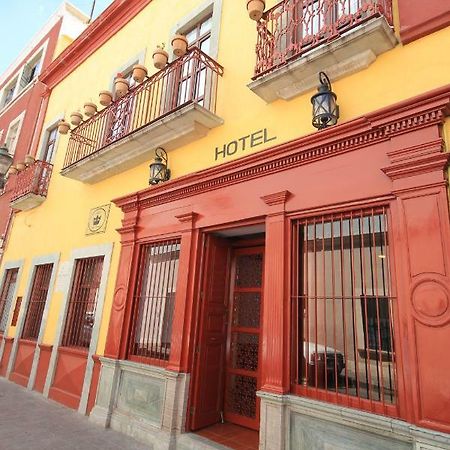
[58,120,70,135]
[247,0,265,21]
[24,154,35,166]
[99,90,113,107]
[7,165,18,176]
[70,111,83,126]
[171,34,188,57]
[84,102,97,117]
[152,47,169,70]
[132,64,148,83]
[114,78,129,98]
[16,162,26,171]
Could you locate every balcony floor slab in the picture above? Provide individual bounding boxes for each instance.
[248,16,397,103]
[61,103,224,184]
[10,193,46,211]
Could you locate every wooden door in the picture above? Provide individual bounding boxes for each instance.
[224,247,264,430]
[190,235,230,430]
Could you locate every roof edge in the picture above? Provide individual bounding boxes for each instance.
[0,1,89,87]
[40,0,153,90]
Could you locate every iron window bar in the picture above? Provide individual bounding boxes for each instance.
[128,239,181,365]
[291,207,398,415]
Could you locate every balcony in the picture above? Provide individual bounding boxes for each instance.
[248,0,396,103]
[10,161,53,211]
[62,48,224,183]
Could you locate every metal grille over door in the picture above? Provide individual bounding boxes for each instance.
[225,247,264,430]
[22,263,53,340]
[0,268,19,332]
[61,257,104,349]
[128,239,180,364]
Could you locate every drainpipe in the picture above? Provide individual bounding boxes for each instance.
[28,80,51,159]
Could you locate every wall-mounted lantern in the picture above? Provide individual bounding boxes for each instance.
[0,146,13,189]
[149,147,171,185]
[311,72,339,130]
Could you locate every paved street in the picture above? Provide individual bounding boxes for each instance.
[0,378,149,450]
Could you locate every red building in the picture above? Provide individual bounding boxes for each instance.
[0,2,88,262]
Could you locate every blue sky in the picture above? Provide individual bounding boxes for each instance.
[0,0,114,74]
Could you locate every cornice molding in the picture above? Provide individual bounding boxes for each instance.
[261,191,291,207]
[40,0,153,90]
[113,85,450,214]
[175,212,198,224]
[382,139,450,180]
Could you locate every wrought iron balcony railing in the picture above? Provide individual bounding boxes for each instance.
[254,0,393,78]
[11,161,53,203]
[64,47,224,170]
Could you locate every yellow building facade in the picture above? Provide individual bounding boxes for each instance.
[1,1,450,449]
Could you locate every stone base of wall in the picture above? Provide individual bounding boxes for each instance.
[90,358,190,450]
[258,392,450,450]
[91,359,450,450]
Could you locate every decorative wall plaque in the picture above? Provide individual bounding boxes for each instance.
[86,204,111,235]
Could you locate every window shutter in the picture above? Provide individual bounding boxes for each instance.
[19,63,32,90]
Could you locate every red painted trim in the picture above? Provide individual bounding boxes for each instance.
[33,343,52,393]
[48,386,82,410]
[398,0,450,44]
[10,339,37,388]
[0,337,14,378]
[86,354,101,415]
[48,346,88,410]
[40,0,153,90]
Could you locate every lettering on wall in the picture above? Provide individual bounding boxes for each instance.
[214,128,277,161]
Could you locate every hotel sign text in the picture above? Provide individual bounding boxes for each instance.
[214,128,277,160]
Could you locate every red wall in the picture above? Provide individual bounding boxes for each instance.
[398,0,450,44]
[0,18,62,254]
[104,86,450,435]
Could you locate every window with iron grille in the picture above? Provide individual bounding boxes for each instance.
[21,264,53,340]
[61,256,104,349]
[292,207,396,412]
[128,239,180,364]
[0,268,19,333]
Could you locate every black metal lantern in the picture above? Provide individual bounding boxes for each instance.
[149,147,171,185]
[0,146,13,189]
[311,72,339,130]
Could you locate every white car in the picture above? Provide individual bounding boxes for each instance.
[303,342,345,376]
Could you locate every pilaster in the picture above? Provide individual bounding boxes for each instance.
[104,202,139,359]
[260,191,291,395]
[383,123,450,433]
[167,212,198,373]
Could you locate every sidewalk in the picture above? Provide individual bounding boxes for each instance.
[0,377,150,450]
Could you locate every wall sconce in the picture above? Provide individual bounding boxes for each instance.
[311,72,339,130]
[0,146,13,189]
[149,147,171,185]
